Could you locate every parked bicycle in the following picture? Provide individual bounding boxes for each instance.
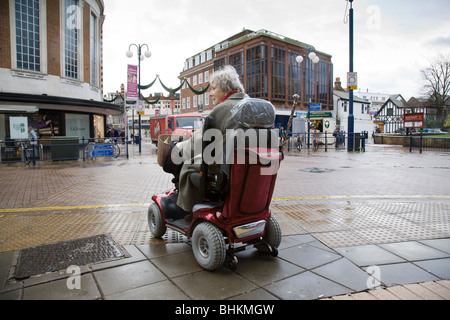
[312,135,324,152]
[295,134,303,152]
[20,141,33,165]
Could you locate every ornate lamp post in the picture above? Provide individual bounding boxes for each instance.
[126,44,152,153]
[296,49,320,149]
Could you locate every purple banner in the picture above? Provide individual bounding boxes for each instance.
[127,64,138,100]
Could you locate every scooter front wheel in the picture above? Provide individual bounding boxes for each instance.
[148,203,166,238]
[192,222,226,271]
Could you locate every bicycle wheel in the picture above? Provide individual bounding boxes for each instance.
[313,141,319,151]
[25,149,31,165]
[113,144,120,158]
[296,137,302,152]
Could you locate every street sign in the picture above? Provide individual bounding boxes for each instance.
[136,100,146,116]
[309,103,322,111]
[347,72,358,90]
[309,111,333,119]
[87,144,114,157]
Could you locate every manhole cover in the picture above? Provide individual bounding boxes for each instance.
[14,234,128,279]
[300,167,334,173]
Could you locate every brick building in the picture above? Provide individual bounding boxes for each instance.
[179,29,334,130]
[0,0,121,143]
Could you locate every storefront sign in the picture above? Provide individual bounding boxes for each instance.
[309,111,333,119]
[404,113,424,128]
[9,117,28,139]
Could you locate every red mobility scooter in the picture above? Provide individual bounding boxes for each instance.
[148,99,283,271]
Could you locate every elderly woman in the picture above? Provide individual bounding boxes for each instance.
[173,65,247,214]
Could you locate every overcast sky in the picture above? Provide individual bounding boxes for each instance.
[102,0,450,101]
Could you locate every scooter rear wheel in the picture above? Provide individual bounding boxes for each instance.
[148,203,166,238]
[192,222,226,271]
[256,215,282,254]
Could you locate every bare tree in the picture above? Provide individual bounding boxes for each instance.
[421,53,450,122]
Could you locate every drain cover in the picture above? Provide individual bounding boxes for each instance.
[15,234,128,279]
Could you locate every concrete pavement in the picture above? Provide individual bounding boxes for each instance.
[0,142,449,300]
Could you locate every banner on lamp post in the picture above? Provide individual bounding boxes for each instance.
[127,64,138,100]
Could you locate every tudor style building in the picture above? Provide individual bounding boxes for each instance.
[0,0,121,144]
[179,29,334,130]
[374,94,408,133]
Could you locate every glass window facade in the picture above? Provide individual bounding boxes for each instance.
[229,51,244,81]
[90,12,97,86]
[246,45,268,98]
[271,47,286,100]
[288,52,302,100]
[64,0,78,79]
[14,0,41,72]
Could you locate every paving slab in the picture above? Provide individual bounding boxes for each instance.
[278,241,341,269]
[380,241,450,261]
[93,260,167,296]
[414,258,450,279]
[265,271,351,300]
[335,244,405,266]
[312,257,371,292]
[371,262,439,287]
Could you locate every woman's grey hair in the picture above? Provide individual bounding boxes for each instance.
[210,65,245,93]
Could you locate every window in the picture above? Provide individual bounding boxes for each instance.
[204,71,209,82]
[214,57,227,71]
[317,61,329,104]
[271,47,285,100]
[64,0,79,79]
[199,73,203,84]
[187,97,191,109]
[288,52,301,100]
[193,75,197,86]
[205,92,210,106]
[229,51,243,80]
[193,95,197,108]
[182,98,186,109]
[207,49,213,61]
[387,107,394,116]
[246,45,268,98]
[14,0,41,72]
[90,12,98,86]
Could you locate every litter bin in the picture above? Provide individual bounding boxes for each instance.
[134,135,140,145]
[51,136,79,161]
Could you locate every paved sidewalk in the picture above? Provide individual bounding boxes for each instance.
[0,142,449,300]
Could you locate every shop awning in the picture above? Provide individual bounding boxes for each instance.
[0,105,38,113]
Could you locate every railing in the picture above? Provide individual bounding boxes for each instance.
[409,132,450,153]
[284,132,367,152]
[0,137,130,165]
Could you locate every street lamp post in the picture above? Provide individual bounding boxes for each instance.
[296,49,320,149]
[347,0,355,151]
[126,43,152,153]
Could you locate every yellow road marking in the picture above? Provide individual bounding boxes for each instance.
[0,195,449,214]
[0,203,151,214]
[272,195,450,201]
